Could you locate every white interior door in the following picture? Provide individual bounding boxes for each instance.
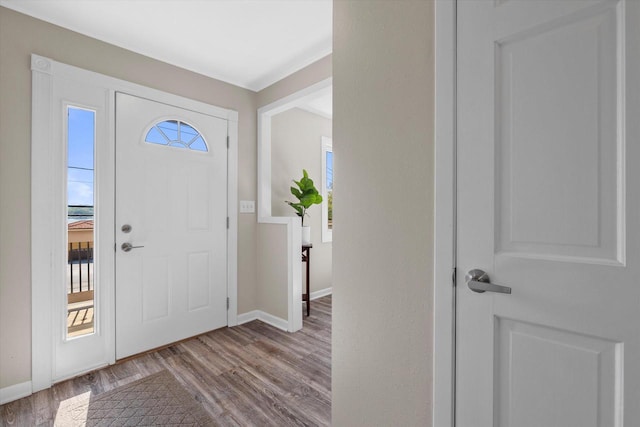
[115,92,228,359]
[457,0,638,425]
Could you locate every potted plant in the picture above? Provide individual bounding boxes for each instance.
[285,169,323,244]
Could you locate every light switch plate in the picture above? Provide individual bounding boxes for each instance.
[239,200,255,213]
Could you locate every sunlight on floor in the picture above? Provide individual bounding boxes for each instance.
[54,391,91,426]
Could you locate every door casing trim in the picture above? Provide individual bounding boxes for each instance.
[31,54,239,392]
[433,1,456,426]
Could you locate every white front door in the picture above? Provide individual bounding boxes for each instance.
[457,0,638,425]
[115,92,229,359]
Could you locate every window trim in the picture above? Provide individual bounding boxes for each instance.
[321,136,333,243]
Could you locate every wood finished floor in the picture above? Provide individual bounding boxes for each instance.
[0,296,331,426]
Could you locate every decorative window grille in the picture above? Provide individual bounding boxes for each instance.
[145,120,208,152]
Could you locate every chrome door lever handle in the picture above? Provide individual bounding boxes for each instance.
[121,242,144,252]
[465,269,511,294]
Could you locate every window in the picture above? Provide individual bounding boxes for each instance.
[321,137,333,242]
[67,106,96,338]
[145,119,208,152]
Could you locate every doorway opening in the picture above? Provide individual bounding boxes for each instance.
[257,78,332,332]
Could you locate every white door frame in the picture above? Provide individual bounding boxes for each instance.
[31,54,239,392]
[433,1,456,426]
[256,77,332,332]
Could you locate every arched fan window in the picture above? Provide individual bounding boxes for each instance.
[145,120,208,152]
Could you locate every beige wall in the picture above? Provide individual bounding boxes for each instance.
[256,224,289,320]
[332,1,435,425]
[256,55,332,109]
[272,108,332,294]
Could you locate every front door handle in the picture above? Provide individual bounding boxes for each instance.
[465,269,511,294]
[121,242,144,252]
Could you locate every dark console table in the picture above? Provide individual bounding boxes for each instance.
[302,244,312,316]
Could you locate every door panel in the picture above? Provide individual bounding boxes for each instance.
[495,319,620,427]
[115,92,228,359]
[457,0,637,425]
[495,3,620,263]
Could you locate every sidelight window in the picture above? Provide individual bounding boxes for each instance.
[67,106,96,338]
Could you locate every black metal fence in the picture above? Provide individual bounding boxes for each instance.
[68,242,93,293]
[67,204,94,294]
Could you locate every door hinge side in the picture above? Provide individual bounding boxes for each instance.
[227,136,229,148]
[227,297,230,310]
[227,217,229,229]
[452,267,457,288]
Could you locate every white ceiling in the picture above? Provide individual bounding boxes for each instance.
[298,92,332,119]
[0,0,332,92]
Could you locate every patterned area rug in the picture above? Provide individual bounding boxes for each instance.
[55,370,214,426]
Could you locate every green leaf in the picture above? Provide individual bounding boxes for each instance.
[290,187,303,199]
[285,169,323,217]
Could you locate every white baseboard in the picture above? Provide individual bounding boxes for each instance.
[0,380,32,405]
[258,311,289,331]
[236,310,288,332]
[310,287,332,300]
[237,310,260,325]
